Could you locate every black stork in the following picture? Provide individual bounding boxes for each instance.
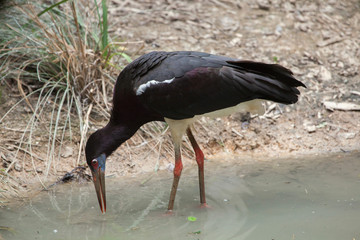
[85,51,305,213]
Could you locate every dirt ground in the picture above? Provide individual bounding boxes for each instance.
[1,0,360,203]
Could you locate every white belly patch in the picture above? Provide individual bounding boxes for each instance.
[200,99,264,118]
[165,99,264,141]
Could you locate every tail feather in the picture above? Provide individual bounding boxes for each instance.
[227,60,306,87]
[224,60,306,104]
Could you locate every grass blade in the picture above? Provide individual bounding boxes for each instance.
[37,0,69,17]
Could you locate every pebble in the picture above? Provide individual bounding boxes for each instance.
[230,37,241,47]
[257,0,270,10]
[303,120,317,133]
[14,163,23,172]
[340,132,356,139]
[305,125,317,133]
[317,66,332,81]
[337,61,344,68]
[167,163,174,172]
[275,25,283,35]
[60,146,73,158]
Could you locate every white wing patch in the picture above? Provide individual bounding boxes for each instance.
[136,77,175,96]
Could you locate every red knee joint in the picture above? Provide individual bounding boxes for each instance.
[195,148,204,167]
[174,161,183,177]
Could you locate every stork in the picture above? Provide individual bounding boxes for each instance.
[85,51,305,213]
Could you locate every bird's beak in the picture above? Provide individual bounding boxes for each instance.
[91,154,106,213]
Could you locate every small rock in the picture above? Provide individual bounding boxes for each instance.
[36,168,43,173]
[23,106,32,113]
[337,61,344,68]
[6,145,15,151]
[340,132,356,139]
[297,23,310,32]
[291,67,305,76]
[295,14,307,23]
[283,2,295,12]
[144,38,155,44]
[275,25,282,36]
[321,30,332,40]
[303,120,317,133]
[14,163,23,172]
[167,163,174,172]
[305,125,317,133]
[317,66,332,81]
[257,0,270,10]
[230,37,241,47]
[151,42,160,48]
[60,146,73,158]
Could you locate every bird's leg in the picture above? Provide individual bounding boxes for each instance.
[186,127,206,205]
[167,141,183,211]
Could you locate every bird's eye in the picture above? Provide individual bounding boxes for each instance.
[91,159,98,168]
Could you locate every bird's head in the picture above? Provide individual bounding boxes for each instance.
[85,123,137,213]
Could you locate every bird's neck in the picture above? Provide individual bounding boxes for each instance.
[100,121,139,157]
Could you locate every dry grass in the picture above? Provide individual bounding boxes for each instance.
[0,0,124,198]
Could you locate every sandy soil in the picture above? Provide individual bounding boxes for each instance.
[1,0,360,203]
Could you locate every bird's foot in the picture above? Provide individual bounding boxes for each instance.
[162,210,175,217]
[199,203,211,209]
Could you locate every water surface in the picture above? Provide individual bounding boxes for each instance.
[1,153,359,240]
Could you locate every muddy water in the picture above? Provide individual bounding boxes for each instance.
[1,153,360,240]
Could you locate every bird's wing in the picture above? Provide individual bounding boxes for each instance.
[134,52,305,120]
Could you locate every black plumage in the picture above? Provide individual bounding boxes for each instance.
[85,51,305,213]
[114,51,304,120]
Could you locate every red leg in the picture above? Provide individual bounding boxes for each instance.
[168,142,183,211]
[186,127,206,205]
